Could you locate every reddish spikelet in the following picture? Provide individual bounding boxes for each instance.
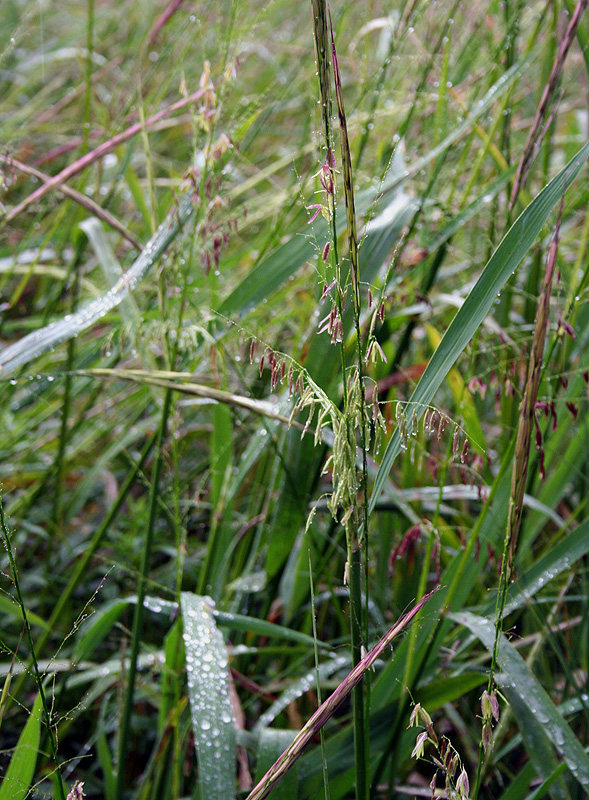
[468,376,487,399]
[460,439,469,464]
[388,525,421,575]
[281,361,286,381]
[560,318,576,338]
[452,427,460,457]
[378,301,385,322]
[539,448,546,481]
[438,414,447,438]
[367,289,372,309]
[550,401,558,430]
[306,204,323,223]
[534,415,543,450]
[321,280,336,301]
[259,354,264,377]
[250,339,256,364]
[566,401,578,419]
[288,367,294,396]
[322,241,330,261]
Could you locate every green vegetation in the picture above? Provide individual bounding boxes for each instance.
[1,1,588,799]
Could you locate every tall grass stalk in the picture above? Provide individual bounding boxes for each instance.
[310,2,372,795]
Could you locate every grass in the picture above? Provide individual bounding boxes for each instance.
[1,1,589,799]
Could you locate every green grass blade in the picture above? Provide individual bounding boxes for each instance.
[370,140,589,515]
[506,691,569,800]
[0,692,43,800]
[180,592,236,800]
[213,610,331,649]
[0,192,196,377]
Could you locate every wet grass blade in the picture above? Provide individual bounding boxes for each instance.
[0,192,196,377]
[451,610,589,791]
[180,592,236,800]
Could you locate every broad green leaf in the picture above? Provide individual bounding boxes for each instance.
[200,399,236,600]
[211,402,233,510]
[180,593,236,800]
[79,217,141,325]
[0,192,196,377]
[0,692,43,800]
[451,610,589,791]
[158,618,183,737]
[371,141,589,515]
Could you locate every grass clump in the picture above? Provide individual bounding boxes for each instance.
[1,2,589,799]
